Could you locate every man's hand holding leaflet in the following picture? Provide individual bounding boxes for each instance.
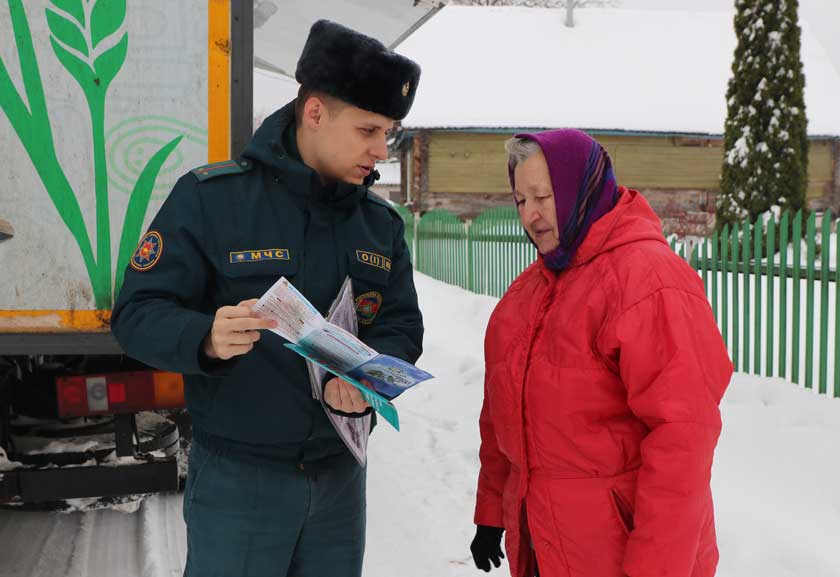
[252,277,433,430]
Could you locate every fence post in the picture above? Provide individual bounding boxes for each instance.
[742,219,751,373]
[732,223,741,372]
[766,214,776,377]
[467,221,474,293]
[805,212,817,389]
[712,231,719,324]
[792,210,802,384]
[819,210,832,394]
[416,212,424,273]
[753,217,763,374]
[721,225,730,352]
[780,211,790,379]
[835,217,840,397]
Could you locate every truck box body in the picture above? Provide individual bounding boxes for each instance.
[0,1,215,340]
[0,0,441,503]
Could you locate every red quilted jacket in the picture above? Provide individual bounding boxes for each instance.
[475,188,733,577]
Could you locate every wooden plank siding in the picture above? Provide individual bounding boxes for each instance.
[809,141,835,200]
[426,132,836,200]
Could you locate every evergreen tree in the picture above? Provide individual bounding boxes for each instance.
[718,0,809,229]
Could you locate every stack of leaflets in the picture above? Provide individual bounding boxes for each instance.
[252,277,433,465]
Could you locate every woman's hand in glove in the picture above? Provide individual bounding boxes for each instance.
[470,525,505,572]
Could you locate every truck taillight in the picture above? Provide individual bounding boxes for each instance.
[60,380,85,407]
[55,371,185,417]
[153,372,184,407]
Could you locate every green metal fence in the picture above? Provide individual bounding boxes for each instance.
[393,204,414,261]
[691,209,839,398]
[395,205,840,398]
[416,210,469,289]
[468,207,537,296]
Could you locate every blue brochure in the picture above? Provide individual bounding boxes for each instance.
[254,276,434,431]
[285,344,403,430]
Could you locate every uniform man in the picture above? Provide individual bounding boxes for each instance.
[111,20,423,577]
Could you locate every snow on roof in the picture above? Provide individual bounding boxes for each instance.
[397,6,840,137]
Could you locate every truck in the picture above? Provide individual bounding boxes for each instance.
[0,0,442,508]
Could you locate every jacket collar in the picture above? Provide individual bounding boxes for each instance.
[242,100,370,209]
[537,188,667,278]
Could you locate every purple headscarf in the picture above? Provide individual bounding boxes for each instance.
[509,129,619,271]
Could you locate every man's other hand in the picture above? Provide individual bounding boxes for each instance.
[324,377,371,413]
[203,299,276,360]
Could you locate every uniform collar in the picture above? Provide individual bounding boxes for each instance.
[282,116,303,164]
[244,101,368,208]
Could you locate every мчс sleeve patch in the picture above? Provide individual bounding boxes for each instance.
[130,230,163,271]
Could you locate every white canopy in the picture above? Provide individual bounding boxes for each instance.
[253,0,443,76]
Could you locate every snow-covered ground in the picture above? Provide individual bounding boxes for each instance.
[1,273,839,577]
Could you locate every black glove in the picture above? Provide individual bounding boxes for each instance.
[470,525,505,572]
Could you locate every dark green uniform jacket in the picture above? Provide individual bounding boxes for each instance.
[111,101,423,462]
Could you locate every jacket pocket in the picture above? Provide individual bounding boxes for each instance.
[610,488,635,535]
[347,249,391,286]
[346,251,391,327]
[217,254,300,304]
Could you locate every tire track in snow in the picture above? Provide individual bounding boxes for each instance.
[0,510,79,576]
[140,494,186,577]
[64,507,145,577]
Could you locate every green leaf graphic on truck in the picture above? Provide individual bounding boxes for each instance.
[0,0,183,309]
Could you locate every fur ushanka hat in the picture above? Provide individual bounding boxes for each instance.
[295,20,421,121]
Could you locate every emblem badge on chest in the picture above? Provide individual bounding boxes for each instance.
[354,291,383,325]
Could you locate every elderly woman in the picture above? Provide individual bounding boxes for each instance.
[469,129,733,577]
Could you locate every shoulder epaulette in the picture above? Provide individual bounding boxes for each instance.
[191,158,253,182]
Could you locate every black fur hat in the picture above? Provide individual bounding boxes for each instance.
[295,20,421,120]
